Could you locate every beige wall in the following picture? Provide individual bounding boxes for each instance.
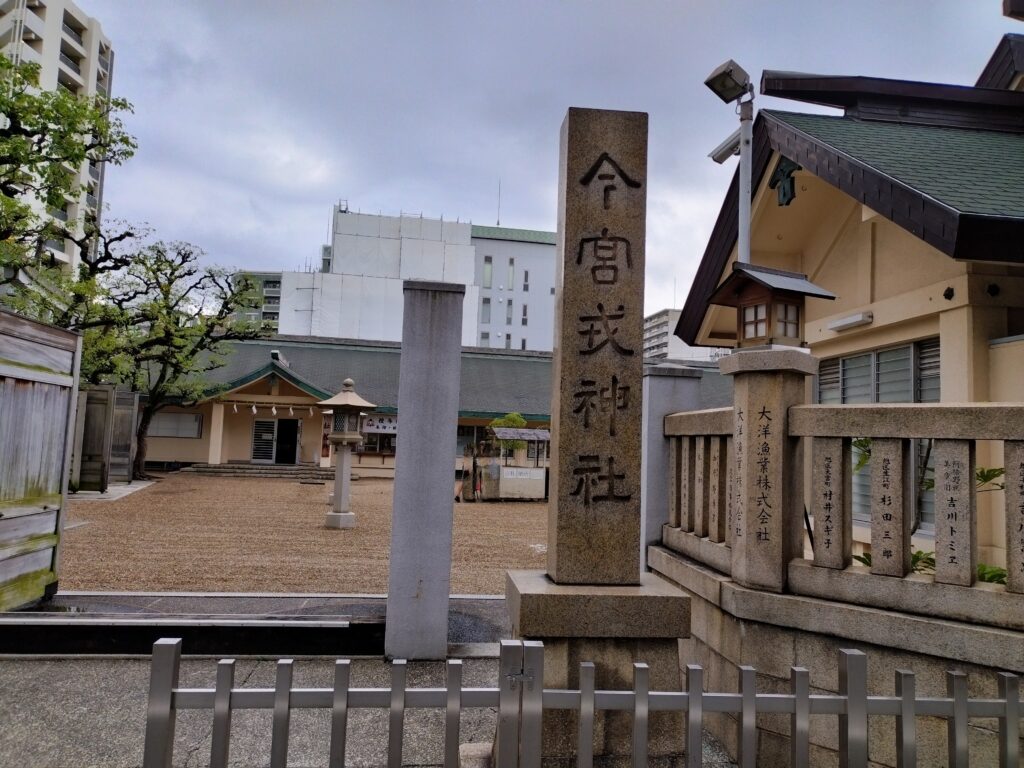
[145,403,213,463]
[697,152,1024,568]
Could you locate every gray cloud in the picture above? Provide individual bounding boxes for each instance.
[86,0,1014,312]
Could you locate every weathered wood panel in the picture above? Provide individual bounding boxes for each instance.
[0,310,80,611]
[109,390,138,483]
[78,385,115,492]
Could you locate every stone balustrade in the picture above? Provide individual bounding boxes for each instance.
[788,403,1024,629]
[663,407,734,575]
[662,401,1024,631]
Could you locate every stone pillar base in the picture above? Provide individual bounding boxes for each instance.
[325,511,356,529]
[506,570,691,761]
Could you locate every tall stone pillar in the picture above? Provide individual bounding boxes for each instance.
[720,349,817,593]
[385,281,464,660]
[507,108,689,762]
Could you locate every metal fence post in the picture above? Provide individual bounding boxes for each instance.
[577,662,595,768]
[998,673,1019,768]
[329,659,351,768]
[686,664,702,768]
[496,639,524,768]
[388,659,408,768]
[210,659,236,768]
[445,660,463,768]
[270,659,294,768]
[946,671,968,768]
[839,650,867,768]
[790,667,810,768]
[142,638,182,768]
[737,665,756,768]
[519,641,544,768]
[894,670,916,768]
[633,663,650,768]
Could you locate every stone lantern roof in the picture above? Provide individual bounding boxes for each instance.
[317,378,376,411]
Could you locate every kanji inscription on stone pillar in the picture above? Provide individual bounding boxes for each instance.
[548,108,647,586]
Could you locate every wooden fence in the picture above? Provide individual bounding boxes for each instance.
[0,309,81,611]
[142,638,1022,768]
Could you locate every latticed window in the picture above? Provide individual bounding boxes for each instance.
[776,302,799,337]
[743,304,767,339]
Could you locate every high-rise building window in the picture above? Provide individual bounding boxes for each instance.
[483,256,492,289]
[522,304,528,326]
[481,298,491,324]
[523,270,529,292]
[480,331,489,346]
[506,300,513,325]
[520,339,526,350]
[505,335,512,349]
[507,258,514,288]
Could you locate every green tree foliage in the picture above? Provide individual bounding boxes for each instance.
[489,412,528,453]
[0,55,135,282]
[80,241,264,478]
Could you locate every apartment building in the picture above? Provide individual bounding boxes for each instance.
[644,308,723,361]
[0,0,113,271]
[471,225,556,352]
[243,206,559,350]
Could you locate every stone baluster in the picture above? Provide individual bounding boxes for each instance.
[693,437,710,537]
[1003,441,1024,594]
[708,436,727,543]
[869,438,912,577]
[932,440,977,587]
[667,437,681,528]
[810,436,852,569]
[679,436,695,532]
[725,436,735,549]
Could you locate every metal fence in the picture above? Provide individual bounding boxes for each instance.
[142,638,1021,768]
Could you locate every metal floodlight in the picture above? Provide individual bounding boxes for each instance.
[705,59,752,104]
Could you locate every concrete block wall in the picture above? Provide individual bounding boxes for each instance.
[653,551,1024,767]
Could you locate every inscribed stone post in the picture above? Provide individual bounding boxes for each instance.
[868,438,912,578]
[548,107,647,586]
[933,440,976,586]
[721,350,817,593]
[385,281,464,660]
[1004,441,1024,594]
[811,436,852,568]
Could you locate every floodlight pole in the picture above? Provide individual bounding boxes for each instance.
[738,94,753,265]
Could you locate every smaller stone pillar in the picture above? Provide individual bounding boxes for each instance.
[385,280,464,660]
[327,440,355,528]
[719,348,817,593]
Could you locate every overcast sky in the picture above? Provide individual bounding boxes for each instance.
[86,1,1016,315]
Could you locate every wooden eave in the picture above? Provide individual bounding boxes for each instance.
[675,112,1024,346]
[761,71,1024,134]
[976,33,1024,90]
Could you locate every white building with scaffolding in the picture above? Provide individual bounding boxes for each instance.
[243,203,559,350]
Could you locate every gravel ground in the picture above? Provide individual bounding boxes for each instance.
[61,473,547,594]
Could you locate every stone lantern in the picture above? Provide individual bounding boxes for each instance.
[318,378,375,529]
[707,262,835,349]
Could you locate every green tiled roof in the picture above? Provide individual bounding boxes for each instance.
[471,225,557,245]
[766,110,1024,218]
